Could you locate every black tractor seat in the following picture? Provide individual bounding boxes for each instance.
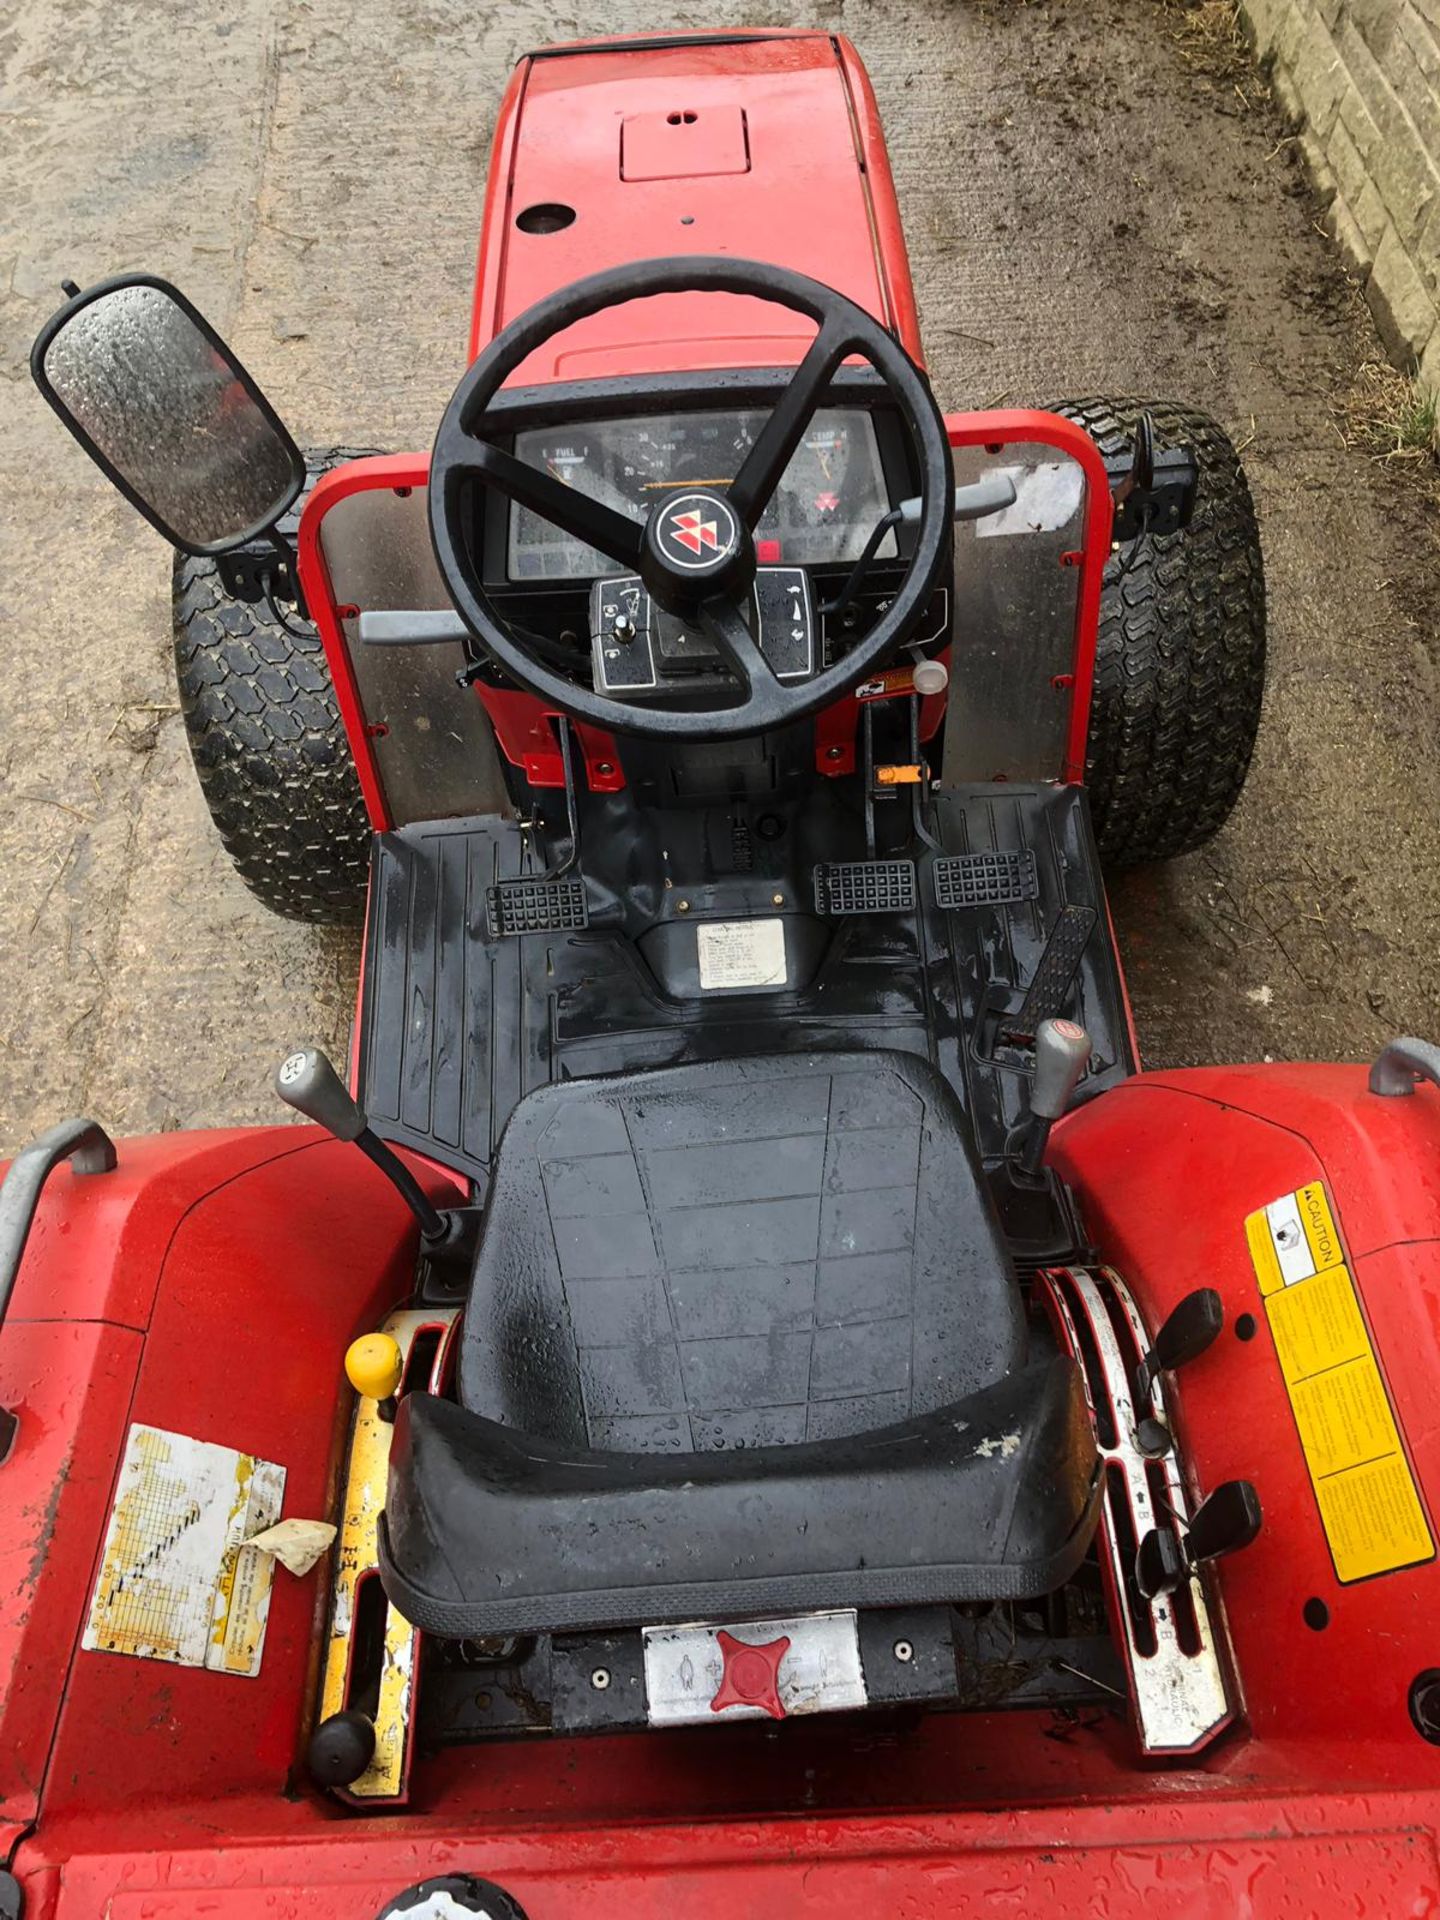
[379,1051,1099,1637]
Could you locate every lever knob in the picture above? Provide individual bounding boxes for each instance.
[346,1333,404,1402]
[1029,1018,1092,1120]
[276,1047,366,1142]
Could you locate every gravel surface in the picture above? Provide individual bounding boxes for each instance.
[2,0,1437,1150]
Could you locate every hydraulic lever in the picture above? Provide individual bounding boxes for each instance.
[275,1048,471,1268]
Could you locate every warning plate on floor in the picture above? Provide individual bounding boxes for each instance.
[1245,1182,1433,1583]
[83,1424,285,1676]
[696,917,787,992]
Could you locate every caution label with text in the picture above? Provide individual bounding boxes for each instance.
[1245,1181,1432,1583]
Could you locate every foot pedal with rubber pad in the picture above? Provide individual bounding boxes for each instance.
[813,860,917,917]
[485,876,589,939]
[1005,903,1098,1040]
[932,850,1038,911]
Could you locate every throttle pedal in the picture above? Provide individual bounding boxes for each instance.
[485,877,589,939]
[813,859,917,917]
[1005,903,1098,1040]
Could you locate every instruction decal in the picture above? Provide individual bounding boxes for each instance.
[84,1424,286,1676]
[1245,1182,1432,1583]
[696,917,788,992]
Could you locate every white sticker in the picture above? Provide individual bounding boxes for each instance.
[643,1609,867,1726]
[696,917,788,992]
[973,460,1085,537]
[84,1424,285,1677]
[1264,1190,1316,1286]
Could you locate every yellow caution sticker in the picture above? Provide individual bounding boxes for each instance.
[1245,1182,1433,1582]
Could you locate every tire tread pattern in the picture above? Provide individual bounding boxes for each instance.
[172,447,378,923]
[1052,399,1267,867]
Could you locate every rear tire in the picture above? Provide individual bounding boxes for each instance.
[172,448,378,924]
[1052,399,1266,867]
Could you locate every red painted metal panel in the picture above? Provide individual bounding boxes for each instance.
[34,1136,439,1825]
[20,1792,1440,1917]
[0,1321,139,1831]
[468,35,900,383]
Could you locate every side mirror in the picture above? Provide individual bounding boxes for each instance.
[31,273,304,556]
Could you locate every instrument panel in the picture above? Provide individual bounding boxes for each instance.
[507,406,894,580]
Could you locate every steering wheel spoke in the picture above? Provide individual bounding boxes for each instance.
[696,595,780,697]
[727,317,855,527]
[467,439,645,570]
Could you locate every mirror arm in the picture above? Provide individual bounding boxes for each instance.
[216,526,308,617]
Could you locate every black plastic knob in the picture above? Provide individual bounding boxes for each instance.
[307,1708,376,1787]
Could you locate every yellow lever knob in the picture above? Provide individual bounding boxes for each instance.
[345,1333,403,1402]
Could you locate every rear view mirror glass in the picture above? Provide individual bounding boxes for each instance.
[31,275,304,554]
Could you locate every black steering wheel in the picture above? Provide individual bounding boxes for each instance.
[429,257,953,742]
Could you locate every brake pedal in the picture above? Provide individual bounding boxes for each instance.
[1005,903,1097,1040]
[813,859,917,917]
[932,850,1038,911]
[485,876,589,939]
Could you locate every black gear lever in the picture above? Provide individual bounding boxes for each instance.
[275,1048,457,1251]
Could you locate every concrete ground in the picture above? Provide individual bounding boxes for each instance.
[1,0,1437,1151]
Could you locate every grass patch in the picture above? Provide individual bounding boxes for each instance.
[1336,362,1440,467]
[1168,0,1253,80]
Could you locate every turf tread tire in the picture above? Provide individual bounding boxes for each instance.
[1052,399,1266,867]
[172,447,378,923]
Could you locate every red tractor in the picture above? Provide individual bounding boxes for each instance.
[8,28,1438,1920]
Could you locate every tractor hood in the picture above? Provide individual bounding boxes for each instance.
[468,32,923,382]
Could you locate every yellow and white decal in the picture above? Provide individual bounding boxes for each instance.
[1245,1181,1433,1583]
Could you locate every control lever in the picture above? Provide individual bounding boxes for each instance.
[275,1048,465,1261]
[1016,1018,1091,1176]
[1135,1287,1224,1404]
[1136,1479,1262,1600]
[898,470,1018,527]
[821,471,1018,621]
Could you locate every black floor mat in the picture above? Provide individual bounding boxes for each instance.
[357,783,1132,1193]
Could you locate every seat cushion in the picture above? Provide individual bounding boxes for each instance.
[457,1050,1026,1449]
[380,1352,1101,1637]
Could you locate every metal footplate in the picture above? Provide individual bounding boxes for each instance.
[1006,902,1097,1039]
[1040,1266,1236,1757]
[813,859,917,917]
[485,876,589,939]
[931,849,1038,910]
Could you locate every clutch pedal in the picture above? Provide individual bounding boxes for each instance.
[485,876,589,939]
[932,850,1038,911]
[813,859,917,917]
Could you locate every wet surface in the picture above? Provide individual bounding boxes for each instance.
[2,0,1437,1150]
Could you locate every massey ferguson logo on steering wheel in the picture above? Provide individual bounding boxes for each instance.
[657,492,739,570]
[671,509,719,555]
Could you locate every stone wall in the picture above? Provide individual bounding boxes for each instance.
[1242,0,1440,392]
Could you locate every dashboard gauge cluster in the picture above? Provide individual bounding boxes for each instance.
[506,407,895,580]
